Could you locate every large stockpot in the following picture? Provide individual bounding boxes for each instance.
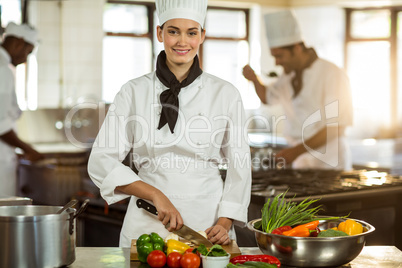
[0,201,88,268]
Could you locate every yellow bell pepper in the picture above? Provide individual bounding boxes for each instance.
[338,219,363,235]
[166,239,190,255]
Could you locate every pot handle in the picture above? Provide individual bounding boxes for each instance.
[74,199,90,220]
[68,199,90,235]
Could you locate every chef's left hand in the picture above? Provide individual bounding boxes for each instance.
[205,217,233,245]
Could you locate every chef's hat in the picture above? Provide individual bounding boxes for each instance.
[264,10,303,48]
[156,0,208,28]
[5,22,38,46]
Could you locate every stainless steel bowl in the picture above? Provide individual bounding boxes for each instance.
[247,218,375,267]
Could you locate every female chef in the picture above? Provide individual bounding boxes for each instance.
[88,0,251,247]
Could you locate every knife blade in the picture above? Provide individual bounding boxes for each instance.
[136,198,213,247]
[165,222,213,247]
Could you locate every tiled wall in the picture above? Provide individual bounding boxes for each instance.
[29,0,104,108]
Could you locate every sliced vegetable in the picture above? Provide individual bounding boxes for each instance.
[164,233,179,243]
[338,219,363,235]
[230,254,280,267]
[317,229,349,237]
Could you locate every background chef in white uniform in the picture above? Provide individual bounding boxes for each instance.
[88,0,251,247]
[0,22,44,197]
[243,10,353,170]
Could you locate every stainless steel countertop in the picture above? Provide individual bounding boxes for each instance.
[71,246,402,268]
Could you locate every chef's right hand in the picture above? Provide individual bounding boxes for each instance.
[153,194,183,231]
[242,64,257,82]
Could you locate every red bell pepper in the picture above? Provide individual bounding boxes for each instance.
[271,226,292,235]
[230,254,281,268]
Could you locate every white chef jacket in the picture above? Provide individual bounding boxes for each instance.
[88,72,252,247]
[267,58,353,170]
[0,47,22,196]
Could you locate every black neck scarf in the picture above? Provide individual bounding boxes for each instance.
[156,50,203,133]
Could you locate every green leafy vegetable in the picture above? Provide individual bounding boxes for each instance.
[196,244,228,257]
[317,229,349,237]
[261,191,348,233]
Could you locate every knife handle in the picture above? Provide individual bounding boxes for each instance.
[136,199,158,215]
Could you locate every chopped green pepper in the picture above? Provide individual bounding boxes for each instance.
[137,233,165,263]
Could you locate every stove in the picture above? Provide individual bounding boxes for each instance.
[251,169,402,201]
[235,169,402,249]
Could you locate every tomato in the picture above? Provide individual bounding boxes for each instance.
[147,250,167,268]
[180,252,200,268]
[184,248,194,254]
[167,252,182,268]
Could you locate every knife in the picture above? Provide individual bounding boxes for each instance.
[136,198,213,247]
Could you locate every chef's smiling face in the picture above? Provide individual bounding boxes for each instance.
[157,18,205,70]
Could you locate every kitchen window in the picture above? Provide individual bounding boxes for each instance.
[345,7,402,138]
[102,2,154,102]
[102,1,252,106]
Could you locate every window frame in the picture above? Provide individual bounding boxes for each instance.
[105,0,156,61]
[345,6,402,136]
[200,6,250,67]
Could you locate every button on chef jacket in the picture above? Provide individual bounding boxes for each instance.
[266,58,353,170]
[88,71,252,247]
[0,46,23,196]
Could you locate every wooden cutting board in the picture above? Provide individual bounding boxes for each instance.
[130,239,241,261]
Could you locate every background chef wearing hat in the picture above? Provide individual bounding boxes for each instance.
[243,10,353,170]
[88,0,251,247]
[0,22,44,197]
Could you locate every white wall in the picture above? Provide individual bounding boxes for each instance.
[30,0,104,108]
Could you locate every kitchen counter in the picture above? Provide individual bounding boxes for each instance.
[70,246,402,268]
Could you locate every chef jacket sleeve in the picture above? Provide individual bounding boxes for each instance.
[218,90,252,227]
[0,67,15,135]
[88,86,141,204]
[322,65,353,128]
[265,74,293,106]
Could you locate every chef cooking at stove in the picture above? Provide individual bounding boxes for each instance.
[88,0,251,248]
[243,10,353,170]
[0,22,44,197]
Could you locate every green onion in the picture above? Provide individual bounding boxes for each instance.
[261,191,347,233]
